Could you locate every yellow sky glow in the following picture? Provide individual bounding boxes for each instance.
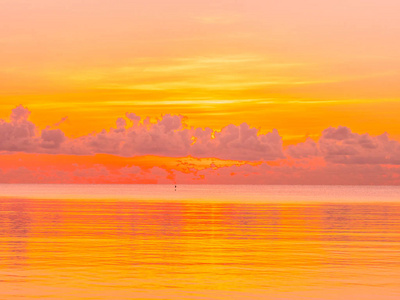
[1,0,400,145]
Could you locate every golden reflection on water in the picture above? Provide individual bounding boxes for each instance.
[1,195,400,299]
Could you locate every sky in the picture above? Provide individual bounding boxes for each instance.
[1,0,400,184]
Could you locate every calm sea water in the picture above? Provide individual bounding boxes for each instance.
[1,184,400,299]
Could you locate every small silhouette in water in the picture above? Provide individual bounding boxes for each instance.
[175,185,177,191]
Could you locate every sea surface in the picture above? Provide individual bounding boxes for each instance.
[1,184,400,299]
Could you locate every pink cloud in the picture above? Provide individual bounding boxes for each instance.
[319,126,400,164]
[125,112,141,123]
[115,117,127,131]
[41,128,66,149]
[191,123,284,161]
[286,138,320,159]
[10,105,31,122]
[53,116,69,127]
[0,105,37,152]
[286,126,400,165]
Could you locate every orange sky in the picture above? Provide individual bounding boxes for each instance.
[1,0,400,184]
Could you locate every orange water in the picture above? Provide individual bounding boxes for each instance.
[1,185,400,299]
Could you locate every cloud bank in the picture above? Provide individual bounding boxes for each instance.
[1,105,400,184]
[0,105,284,161]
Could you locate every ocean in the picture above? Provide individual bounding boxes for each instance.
[1,184,400,299]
